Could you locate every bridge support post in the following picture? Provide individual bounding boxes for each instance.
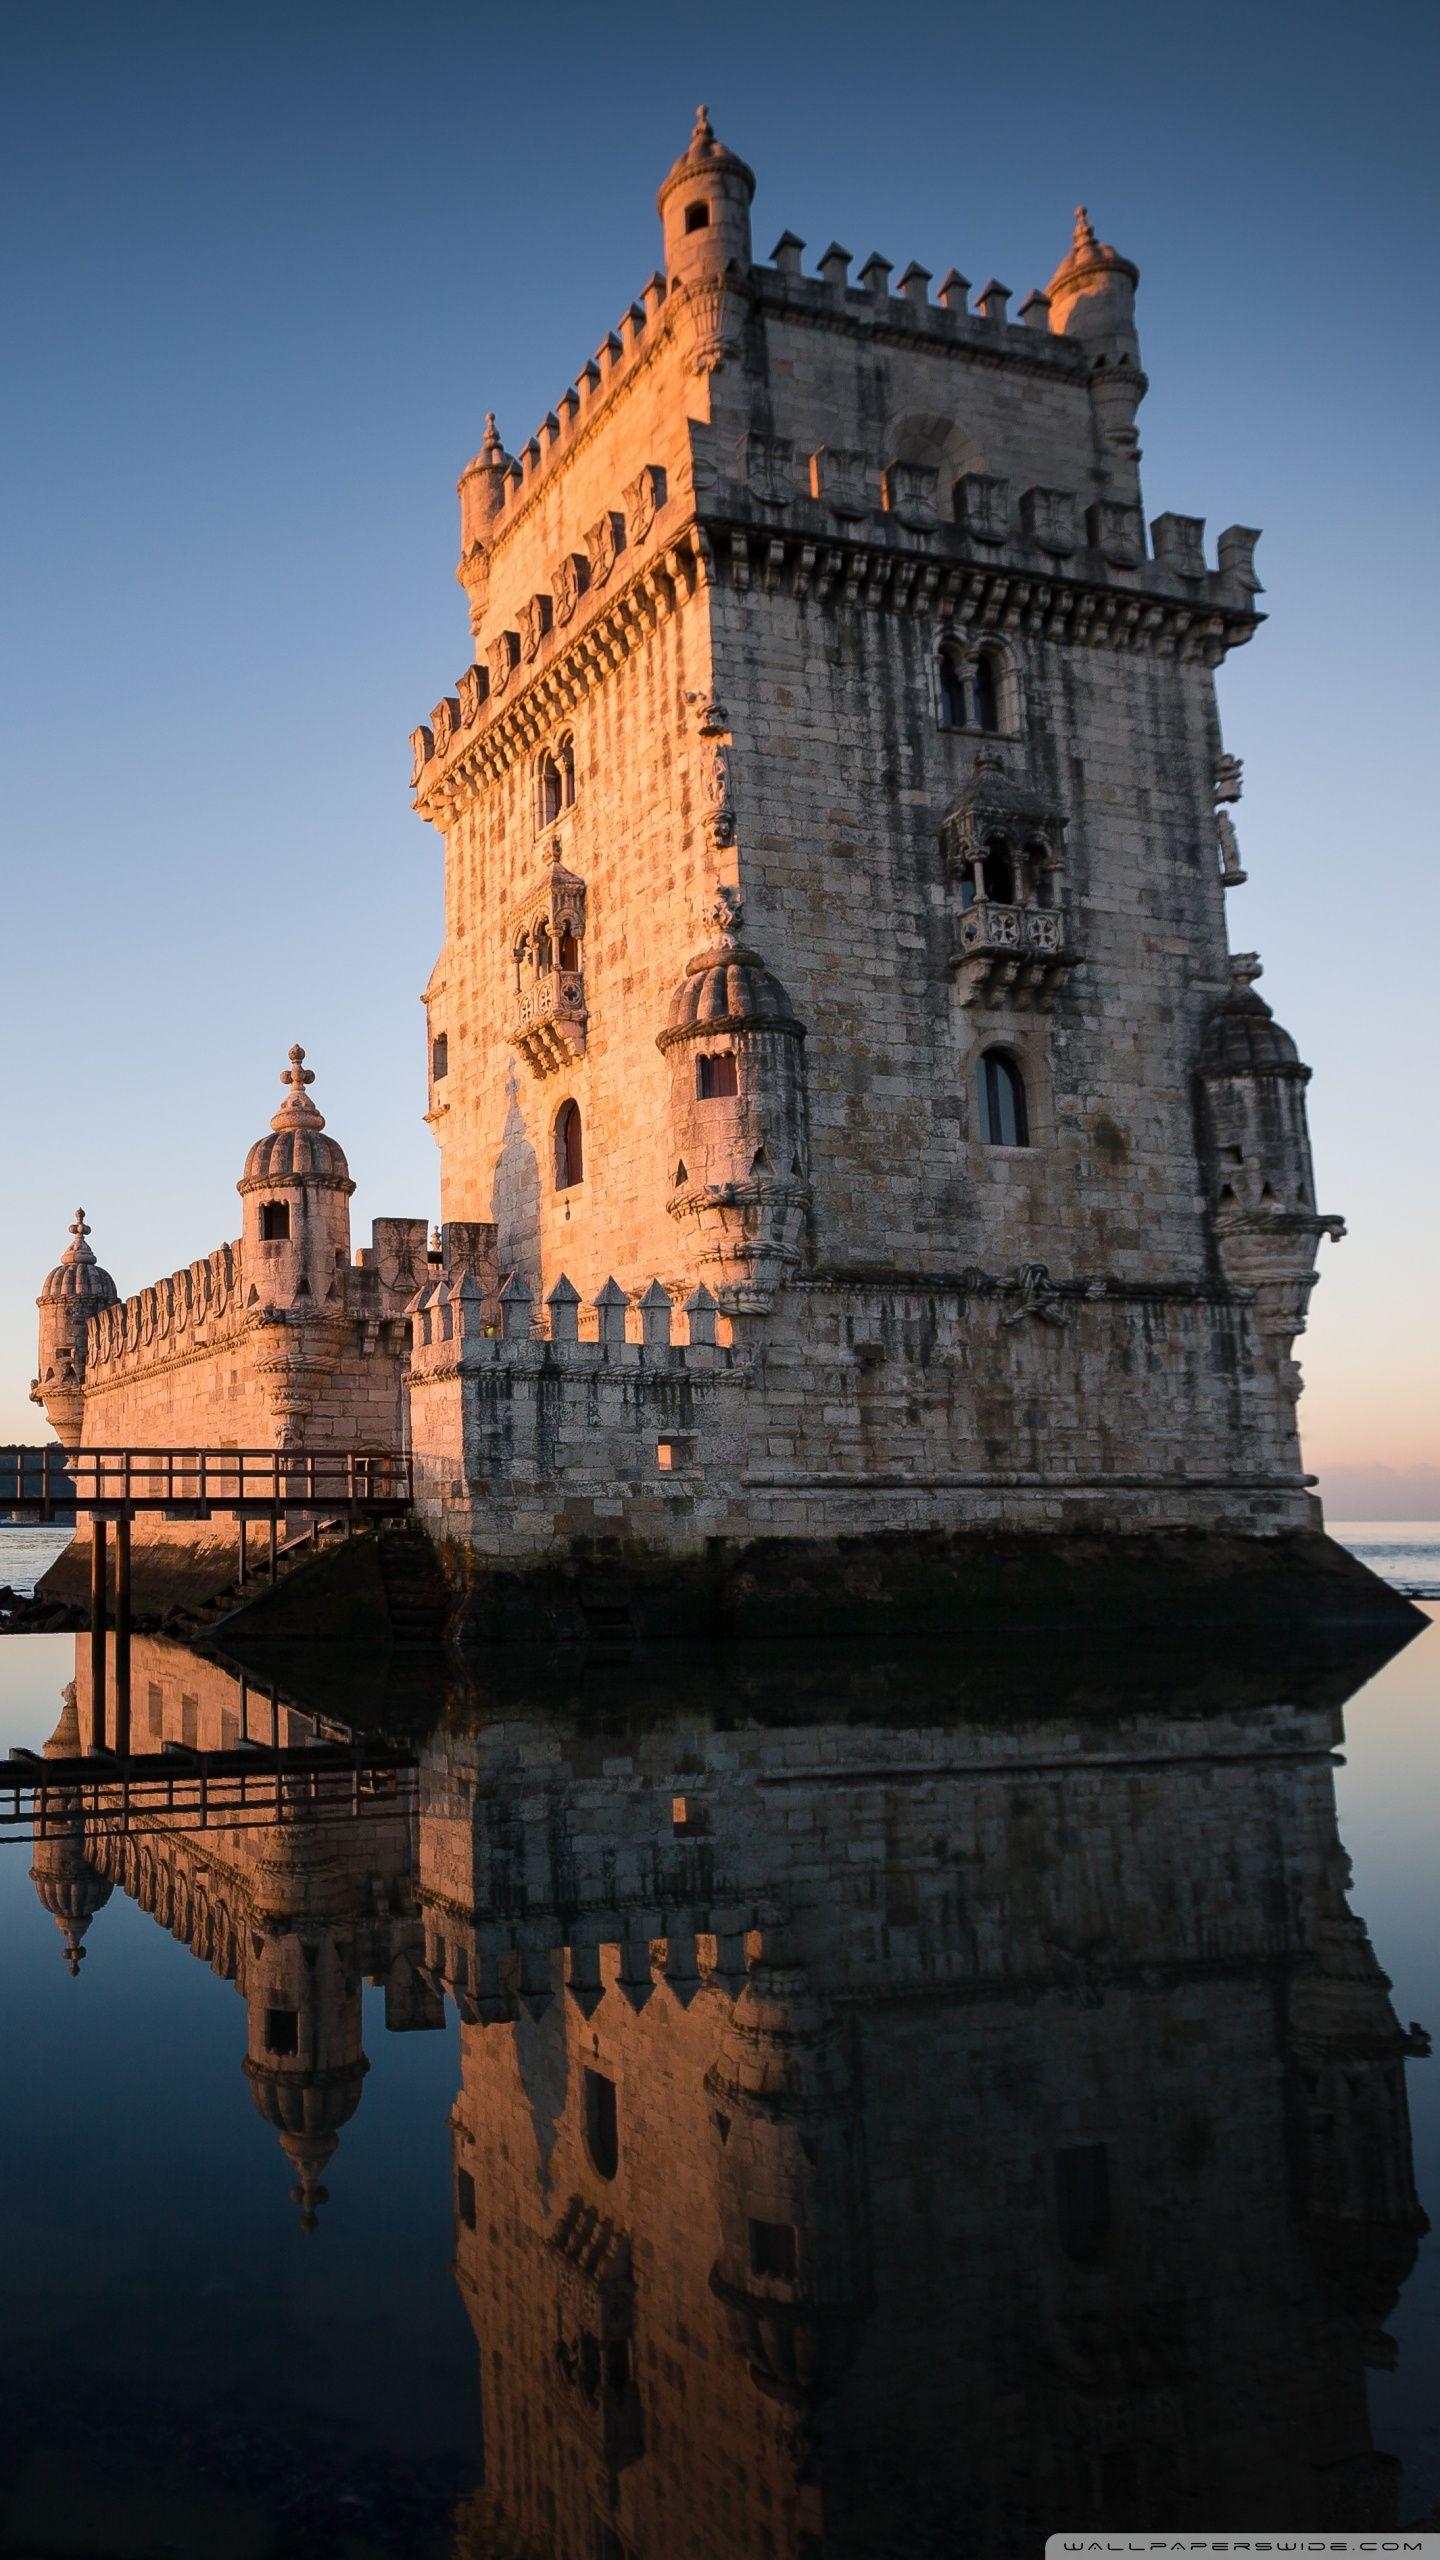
[89,1518,108,1751]
[114,1514,132,1756]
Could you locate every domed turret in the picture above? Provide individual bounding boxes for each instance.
[658,893,810,1310]
[241,1918,369,2233]
[1046,207,1146,498]
[238,1047,354,1322]
[705,1952,871,2407]
[456,412,514,638]
[1198,957,1343,1371]
[29,1686,112,1976]
[657,108,755,371]
[32,1209,117,1440]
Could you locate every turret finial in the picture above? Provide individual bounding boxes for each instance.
[1073,205,1097,251]
[281,1043,314,1095]
[268,1043,327,1134]
[693,103,714,147]
[482,411,501,455]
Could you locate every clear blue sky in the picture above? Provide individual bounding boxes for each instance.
[2,0,1436,1510]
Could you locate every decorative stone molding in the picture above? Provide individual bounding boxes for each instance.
[507,854,588,1077]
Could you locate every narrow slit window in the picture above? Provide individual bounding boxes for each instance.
[973,650,1002,733]
[431,1032,449,1081]
[556,1100,584,1191]
[456,2166,477,2230]
[583,2067,619,2180]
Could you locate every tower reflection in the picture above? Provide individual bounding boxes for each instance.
[34,1631,1428,2549]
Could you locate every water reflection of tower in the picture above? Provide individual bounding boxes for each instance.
[428,1661,1429,2557]
[52,1635,441,2226]
[27,1682,113,1976]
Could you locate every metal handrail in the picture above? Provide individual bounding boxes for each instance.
[0,1444,413,1518]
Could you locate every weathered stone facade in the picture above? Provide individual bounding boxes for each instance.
[33,116,1354,1592]
[403,114,1343,1563]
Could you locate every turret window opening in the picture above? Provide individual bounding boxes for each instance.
[938,636,1015,735]
[977,1049,1030,1148]
[431,1031,449,1081]
[259,1202,290,1242]
[684,200,710,232]
[556,1099,584,1191]
[697,1050,740,1099]
[748,2218,798,2280]
[265,2005,299,2056]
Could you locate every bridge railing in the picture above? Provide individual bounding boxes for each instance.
[0,1446,412,1518]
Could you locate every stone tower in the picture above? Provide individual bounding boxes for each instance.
[32,1210,117,1441]
[400,116,1347,1569]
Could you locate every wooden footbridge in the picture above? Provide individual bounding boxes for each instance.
[0,1445,413,1755]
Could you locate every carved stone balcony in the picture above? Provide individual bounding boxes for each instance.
[509,969,586,1076]
[952,900,1074,1007]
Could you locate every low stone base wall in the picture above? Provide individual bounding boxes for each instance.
[439,1526,1420,1645]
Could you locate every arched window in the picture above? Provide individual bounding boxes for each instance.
[973,649,1002,734]
[557,925,580,971]
[538,749,562,828]
[556,1099,584,1190]
[684,201,710,233]
[583,2067,619,2178]
[431,1032,449,1082]
[938,647,968,729]
[697,1051,739,1099]
[977,1049,1029,1147]
[259,1201,290,1242]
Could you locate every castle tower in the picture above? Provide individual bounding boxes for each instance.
[238,1045,355,1441]
[31,1210,117,1440]
[404,116,1350,1567]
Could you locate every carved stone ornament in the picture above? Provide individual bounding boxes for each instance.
[552,551,589,626]
[745,434,795,508]
[456,663,487,725]
[623,464,667,545]
[1214,753,1244,806]
[486,630,520,696]
[704,883,744,936]
[954,474,1011,545]
[701,740,738,849]
[408,725,434,785]
[809,446,870,518]
[884,462,939,530]
[681,274,746,375]
[687,693,731,738]
[1086,499,1144,567]
[1003,1262,1069,1326]
[1020,486,1078,556]
[1151,512,1207,580]
[585,511,625,587]
[431,695,459,755]
[518,594,553,663]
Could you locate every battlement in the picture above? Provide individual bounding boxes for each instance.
[408,1270,733,1369]
[85,1240,246,1380]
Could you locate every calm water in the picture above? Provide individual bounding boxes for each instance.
[0,1546,1436,2555]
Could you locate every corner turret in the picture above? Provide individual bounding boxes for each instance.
[657,107,755,371]
[28,1685,112,1976]
[32,1210,117,1441]
[457,412,515,640]
[1046,207,1146,498]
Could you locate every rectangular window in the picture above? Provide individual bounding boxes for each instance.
[697,1051,739,1099]
[431,1032,449,1081]
[147,1682,164,1738]
[748,2218,798,2280]
[456,2165,477,2229]
[265,2006,299,2056]
[181,1694,199,1748]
